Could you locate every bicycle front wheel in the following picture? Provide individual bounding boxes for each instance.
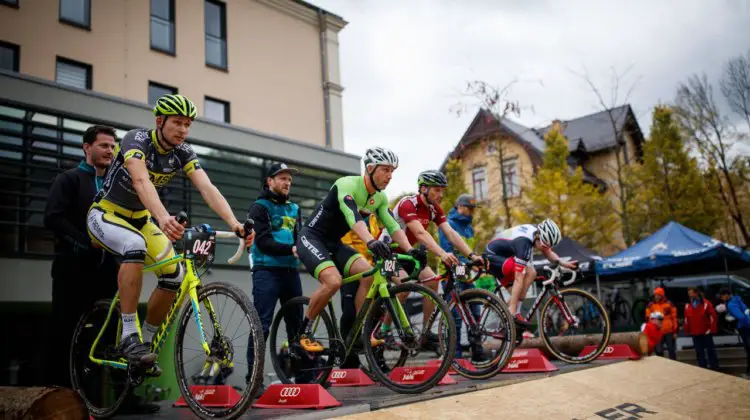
[441,288,516,379]
[174,282,264,420]
[539,288,611,364]
[362,282,456,394]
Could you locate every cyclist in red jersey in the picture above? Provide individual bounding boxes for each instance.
[385,170,484,338]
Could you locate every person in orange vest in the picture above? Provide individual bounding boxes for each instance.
[641,311,665,355]
[644,287,678,359]
[339,210,381,368]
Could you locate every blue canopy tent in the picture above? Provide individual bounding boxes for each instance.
[596,222,750,283]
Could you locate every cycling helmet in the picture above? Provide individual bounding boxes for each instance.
[363,147,399,169]
[418,170,448,188]
[153,94,197,120]
[537,218,562,247]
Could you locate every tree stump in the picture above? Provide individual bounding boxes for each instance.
[0,387,88,420]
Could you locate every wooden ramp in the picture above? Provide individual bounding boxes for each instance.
[343,356,750,420]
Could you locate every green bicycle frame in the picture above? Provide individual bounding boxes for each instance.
[87,255,221,370]
[327,254,421,358]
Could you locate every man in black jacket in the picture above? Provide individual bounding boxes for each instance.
[44,125,118,388]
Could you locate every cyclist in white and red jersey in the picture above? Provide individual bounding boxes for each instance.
[386,170,484,337]
[484,219,576,327]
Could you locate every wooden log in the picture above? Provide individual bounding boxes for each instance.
[0,386,88,420]
[516,331,647,359]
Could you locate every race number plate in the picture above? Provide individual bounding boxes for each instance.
[381,256,398,278]
[184,229,217,265]
[453,264,468,281]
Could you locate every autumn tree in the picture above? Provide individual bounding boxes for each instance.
[513,127,618,253]
[627,106,720,240]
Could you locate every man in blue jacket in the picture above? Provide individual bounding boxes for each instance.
[246,162,303,386]
[719,287,750,376]
[438,194,483,360]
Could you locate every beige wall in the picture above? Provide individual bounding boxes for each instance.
[0,0,346,149]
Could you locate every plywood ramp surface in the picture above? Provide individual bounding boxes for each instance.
[342,357,750,420]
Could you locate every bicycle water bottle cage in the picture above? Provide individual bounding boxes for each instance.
[184,228,217,267]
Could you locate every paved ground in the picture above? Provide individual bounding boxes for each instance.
[113,359,621,419]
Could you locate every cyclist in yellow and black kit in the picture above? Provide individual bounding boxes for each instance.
[86,94,255,369]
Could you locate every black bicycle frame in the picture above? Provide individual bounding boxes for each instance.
[500,281,577,326]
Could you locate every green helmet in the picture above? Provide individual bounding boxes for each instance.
[153,94,197,120]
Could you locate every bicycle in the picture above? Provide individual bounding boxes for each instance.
[604,287,632,328]
[493,263,611,363]
[70,214,264,419]
[268,252,457,394]
[415,260,516,379]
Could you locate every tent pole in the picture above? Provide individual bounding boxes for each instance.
[596,273,602,301]
[724,256,729,278]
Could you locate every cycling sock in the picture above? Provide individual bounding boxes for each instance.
[142,322,159,343]
[300,316,311,336]
[122,313,139,340]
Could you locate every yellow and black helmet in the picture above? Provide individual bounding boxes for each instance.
[153,94,197,120]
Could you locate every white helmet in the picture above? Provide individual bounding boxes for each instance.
[363,147,399,169]
[537,218,562,247]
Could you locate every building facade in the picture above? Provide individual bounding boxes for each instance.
[443,106,645,252]
[0,0,347,149]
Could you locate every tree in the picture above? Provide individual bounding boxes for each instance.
[720,49,750,132]
[675,72,750,245]
[626,106,720,240]
[440,159,469,216]
[513,127,618,253]
[573,66,641,248]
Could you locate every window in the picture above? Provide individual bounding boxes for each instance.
[1,0,19,8]
[55,57,92,90]
[0,41,19,72]
[59,0,91,29]
[472,167,488,201]
[151,0,175,55]
[148,81,178,105]
[204,0,227,70]
[204,96,230,123]
[502,159,519,197]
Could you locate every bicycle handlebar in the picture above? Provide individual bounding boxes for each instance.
[541,262,578,287]
[215,231,246,264]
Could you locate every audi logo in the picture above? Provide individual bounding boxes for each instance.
[331,371,347,379]
[279,387,302,398]
[604,346,615,354]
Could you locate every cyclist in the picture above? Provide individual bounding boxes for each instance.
[295,147,423,352]
[86,94,255,369]
[386,171,484,341]
[484,219,576,327]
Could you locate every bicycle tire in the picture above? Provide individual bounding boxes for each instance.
[70,299,131,418]
[268,296,336,386]
[539,288,611,364]
[362,282,456,394]
[174,282,264,420]
[442,288,516,380]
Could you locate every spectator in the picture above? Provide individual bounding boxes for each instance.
[683,287,719,370]
[718,287,750,377]
[339,210,380,368]
[246,163,302,390]
[645,287,678,359]
[43,125,119,388]
[641,311,665,355]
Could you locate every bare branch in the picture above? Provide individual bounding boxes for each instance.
[720,49,750,132]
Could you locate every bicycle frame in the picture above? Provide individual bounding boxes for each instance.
[496,280,577,328]
[87,255,218,370]
[419,269,483,339]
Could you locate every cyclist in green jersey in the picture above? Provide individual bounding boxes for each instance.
[295,147,425,352]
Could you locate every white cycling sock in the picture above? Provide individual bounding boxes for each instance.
[142,322,159,343]
[121,313,139,340]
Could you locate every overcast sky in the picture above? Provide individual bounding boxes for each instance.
[309,0,750,198]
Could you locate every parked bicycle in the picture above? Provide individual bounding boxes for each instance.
[70,214,264,419]
[268,251,457,394]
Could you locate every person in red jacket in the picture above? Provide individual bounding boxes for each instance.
[641,311,665,355]
[683,287,719,370]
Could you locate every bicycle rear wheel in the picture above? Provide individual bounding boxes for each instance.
[362,282,456,394]
[268,296,337,386]
[539,288,611,364]
[70,299,130,418]
[174,283,263,420]
[440,288,516,379]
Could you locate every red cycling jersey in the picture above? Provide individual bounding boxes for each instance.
[391,194,447,248]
